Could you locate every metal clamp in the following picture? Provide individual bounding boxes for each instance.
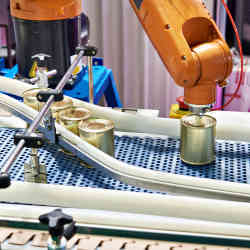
[24,148,47,184]
[14,133,44,148]
[43,109,57,145]
[37,89,64,103]
[76,45,98,104]
[36,90,61,144]
[76,45,98,57]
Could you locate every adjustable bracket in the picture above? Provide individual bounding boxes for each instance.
[14,133,44,149]
[37,90,61,144]
[76,45,98,57]
[43,110,57,145]
[37,89,64,103]
[76,45,98,104]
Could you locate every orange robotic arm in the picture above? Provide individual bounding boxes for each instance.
[129,0,233,109]
[11,0,232,109]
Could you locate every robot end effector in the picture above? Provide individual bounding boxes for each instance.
[130,0,233,114]
[185,38,233,114]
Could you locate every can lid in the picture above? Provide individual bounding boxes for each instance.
[51,96,73,111]
[79,119,114,133]
[182,114,216,128]
[59,107,91,121]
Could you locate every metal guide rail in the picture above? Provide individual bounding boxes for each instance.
[0,227,248,250]
[0,128,249,193]
[2,90,250,200]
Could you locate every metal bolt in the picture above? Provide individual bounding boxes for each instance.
[165,24,171,30]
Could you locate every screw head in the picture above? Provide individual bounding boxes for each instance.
[165,24,171,30]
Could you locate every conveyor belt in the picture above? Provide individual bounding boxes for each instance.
[0,128,249,193]
[0,227,248,249]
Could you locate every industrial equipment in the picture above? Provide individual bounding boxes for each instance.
[0,0,249,249]
[0,0,239,199]
[9,0,233,111]
[130,0,232,113]
[11,0,89,88]
[6,0,234,167]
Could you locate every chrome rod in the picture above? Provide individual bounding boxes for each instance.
[88,56,94,104]
[78,15,82,47]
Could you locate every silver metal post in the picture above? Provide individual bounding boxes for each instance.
[77,15,82,48]
[29,70,57,84]
[1,51,84,174]
[88,56,94,104]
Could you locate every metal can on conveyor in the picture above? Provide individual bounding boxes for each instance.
[180,114,216,166]
[79,118,114,157]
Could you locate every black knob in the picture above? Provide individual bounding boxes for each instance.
[64,221,77,241]
[0,173,11,189]
[39,209,73,238]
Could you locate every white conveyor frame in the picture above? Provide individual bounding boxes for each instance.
[1,76,250,239]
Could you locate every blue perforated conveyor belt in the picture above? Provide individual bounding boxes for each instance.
[0,128,249,194]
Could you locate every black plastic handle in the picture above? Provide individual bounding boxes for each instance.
[0,173,11,189]
[39,209,73,238]
[76,45,98,57]
[37,89,63,103]
[64,221,77,241]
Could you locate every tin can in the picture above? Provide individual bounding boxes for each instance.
[50,96,73,122]
[23,88,73,121]
[79,118,114,156]
[180,114,216,165]
[59,107,91,135]
[23,88,47,111]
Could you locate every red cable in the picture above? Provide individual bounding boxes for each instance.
[212,0,244,111]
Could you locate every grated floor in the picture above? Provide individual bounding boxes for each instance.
[0,128,250,194]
